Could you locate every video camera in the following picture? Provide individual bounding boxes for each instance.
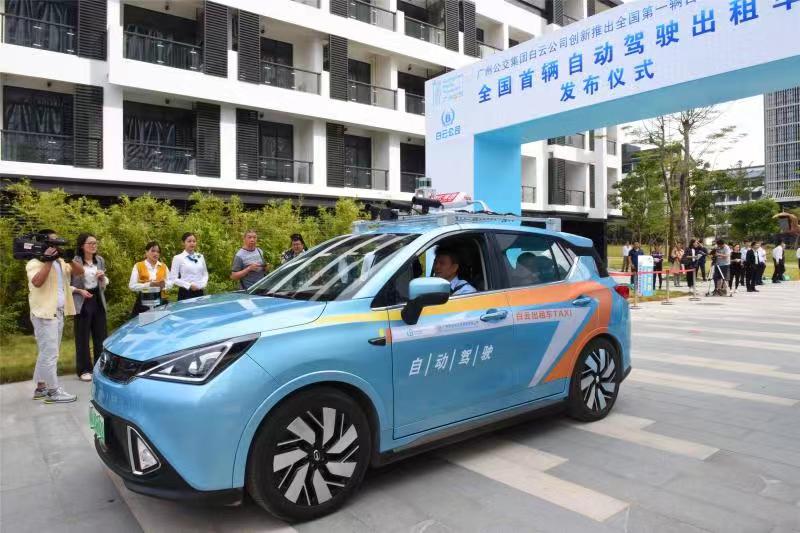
[13,232,69,262]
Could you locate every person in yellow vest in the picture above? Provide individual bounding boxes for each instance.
[26,229,85,403]
[128,241,172,317]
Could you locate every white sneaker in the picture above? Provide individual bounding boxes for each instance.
[44,388,77,404]
[80,373,93,382]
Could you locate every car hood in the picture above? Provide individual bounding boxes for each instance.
[104,292,326,361]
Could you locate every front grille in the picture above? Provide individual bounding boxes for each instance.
[98,350,144,383]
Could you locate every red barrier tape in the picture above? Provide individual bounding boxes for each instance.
[610,268,696,277]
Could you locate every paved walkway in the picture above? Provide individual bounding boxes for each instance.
[2,282,799,532]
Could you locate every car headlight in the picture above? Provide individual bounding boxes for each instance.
[137,333,259,384]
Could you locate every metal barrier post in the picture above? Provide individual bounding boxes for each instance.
[689,268,701,301]
[661,268,673,305]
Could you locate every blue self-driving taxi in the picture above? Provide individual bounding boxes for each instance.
[91,211,631,521]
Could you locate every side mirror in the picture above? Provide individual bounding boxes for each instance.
[401,277,450,325]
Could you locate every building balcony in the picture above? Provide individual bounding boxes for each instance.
[1,13,78,55]
[261,61,321,94]
[345,165,388,190]
[405,92,425,115]
[1,130,75,165]
[253,157,313,184]
[401,171,425,193]
[550,189,586,207]
[348,80,397,110]
[478,41,502,59]
[291,0,320,6]
[123,141,196,175]
[124,31,202,72]
[404,17,445,47]
[348,0,396,30]
[548,133,585,149]
[521,185,536,203]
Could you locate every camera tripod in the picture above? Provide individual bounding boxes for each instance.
[705,263,733,298]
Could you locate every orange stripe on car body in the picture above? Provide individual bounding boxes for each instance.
[543,281,613,383]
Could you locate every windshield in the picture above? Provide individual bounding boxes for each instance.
[248,233,419,301]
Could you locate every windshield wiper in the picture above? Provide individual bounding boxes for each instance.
[263,291,295,299]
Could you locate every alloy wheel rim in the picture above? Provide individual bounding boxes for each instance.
[580,348,617,412]
[272,407,359,506]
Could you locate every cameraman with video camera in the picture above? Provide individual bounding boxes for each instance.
[24,229,84,403]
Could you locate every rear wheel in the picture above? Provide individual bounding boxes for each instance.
[567,339,621,422]
[246,388,371,522]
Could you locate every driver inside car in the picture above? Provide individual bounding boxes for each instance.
[433,246,477,296]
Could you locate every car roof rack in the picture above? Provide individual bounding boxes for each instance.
[353,203,562,234]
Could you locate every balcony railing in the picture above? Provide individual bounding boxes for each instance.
[607,140,618,155]
[124,31,202,72]
[124,141,196,174]
[401,171,425,193]
[405,92,425,115]
[348,80,397,109]
[261,61,321,94]
[345,166,388,190]
[291,0,320,6]
[521,185,536,203]
[564,189,586,206]
[251,157,312,183]
[1,130,75,165]
[478,41,502,59]
[0,13,79,55]
[404,17,444,46]
[348,0,396,30]
[548,133,585,149]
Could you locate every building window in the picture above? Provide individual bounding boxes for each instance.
[2,86,74,165]
[123,101,196,174]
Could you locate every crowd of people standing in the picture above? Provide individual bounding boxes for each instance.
[25,229,307,403]
[621,238,795,295]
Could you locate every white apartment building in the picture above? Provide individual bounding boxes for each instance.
[0,0,622,248]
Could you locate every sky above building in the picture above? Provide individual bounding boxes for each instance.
[623,94,765,171]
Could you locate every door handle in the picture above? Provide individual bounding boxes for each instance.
[480,309,508,322]
[572,296,593,307]
[368,336,387,346]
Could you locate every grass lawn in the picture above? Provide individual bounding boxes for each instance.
[607,244,799,280]
[0,333,77,385]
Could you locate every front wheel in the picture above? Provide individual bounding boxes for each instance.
[567,338,621,422]
[246,387,372,522]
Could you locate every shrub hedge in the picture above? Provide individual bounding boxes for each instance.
[0,181,365,338]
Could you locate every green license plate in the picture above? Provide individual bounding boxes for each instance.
[89,406,106,446]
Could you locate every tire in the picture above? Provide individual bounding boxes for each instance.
[246,387,372,522]
[567,338,621,422]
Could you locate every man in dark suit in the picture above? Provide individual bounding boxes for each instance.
[745,241,759,292]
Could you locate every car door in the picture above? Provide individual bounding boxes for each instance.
[494,232,600,401]
[382,232,518,439]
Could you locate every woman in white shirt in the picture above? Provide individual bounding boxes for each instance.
[129,241,172,316]
[170,232,209,301]
[71,233,109,382]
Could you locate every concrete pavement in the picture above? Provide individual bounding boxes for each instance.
[1,281,798,532]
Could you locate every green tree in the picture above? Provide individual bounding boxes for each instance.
[613,155,667,243]
[623,108,746,246]
[728,198,780,241]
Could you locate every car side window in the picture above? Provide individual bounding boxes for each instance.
[550,242,573,278]
[373,233,489,307]
[496,233,571,288]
